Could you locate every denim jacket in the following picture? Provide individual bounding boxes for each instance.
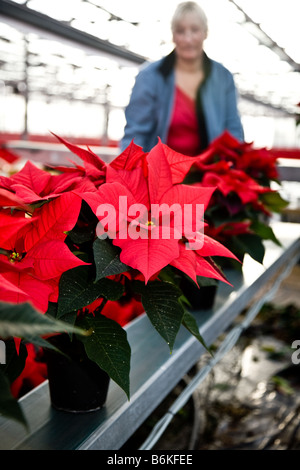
[120,50,244,152]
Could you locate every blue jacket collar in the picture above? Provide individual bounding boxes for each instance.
[158,49,212,84]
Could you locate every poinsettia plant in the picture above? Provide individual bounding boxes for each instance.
[0,135,239,425]
[186,131,288,264]
[0,142,20,170]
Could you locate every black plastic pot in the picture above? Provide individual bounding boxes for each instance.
[45,334,110,413]
[180,278,218,310]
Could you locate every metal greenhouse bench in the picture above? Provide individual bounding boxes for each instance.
[0,221,300,450]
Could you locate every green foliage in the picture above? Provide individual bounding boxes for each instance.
[93,238,129,281]
[57,265,124,318]
[229,233,265,264]
[0,302,87,340]
[133,280,210,354]
[0,302,88,428]
[250,220,281,246]
[133,280,185,352]
[182,310,212,354]
[260,191,289,213]
[0,370,27,429]
[78,314,131,399]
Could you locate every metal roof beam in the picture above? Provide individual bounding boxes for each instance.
[240,93,296,117]
[228,0,300,72]
[0,0,146,65]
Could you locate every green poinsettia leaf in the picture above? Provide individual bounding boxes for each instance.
[133,281,185,352]
[0,369,28,429]
[182,310,212,354]
[78,314,131,399]
[68,224,96,244]
[260,191,289,212]
[0,302,87,340]
[233,233,265,264]
[95,278,125,300]
[46,302,78,330]
[57,265,124,318]
[93,238,129,281]
[26,335,65,352]
[250,220,281,246]
[196,276,219,287]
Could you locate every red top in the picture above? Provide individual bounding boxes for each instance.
[167,86,201,156]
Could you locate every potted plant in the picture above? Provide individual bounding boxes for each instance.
[0,135,243,422]
[185,131,288,266]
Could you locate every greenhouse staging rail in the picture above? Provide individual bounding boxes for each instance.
[0,221,300,450]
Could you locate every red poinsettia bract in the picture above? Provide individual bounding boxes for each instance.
[96,140,237,285]
[190,131,280,221]
[200,166,272,207]
[194,131,279,185]
[10,343,48,399]
[0,134,238,313]
[0,193,88,312]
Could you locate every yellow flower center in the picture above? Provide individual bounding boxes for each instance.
[10,251,22,262]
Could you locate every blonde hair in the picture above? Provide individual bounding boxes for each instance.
[171,2,208,34]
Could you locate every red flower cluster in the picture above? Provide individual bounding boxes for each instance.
[0,136,238,318]
[0,190,88,312]
[0,132,289,410]
[193,131,278,210]
[187,131,285,255]
[87,296,145,327]
[0,143,20,168]
[10,343,48,399]
[97,139,237,285]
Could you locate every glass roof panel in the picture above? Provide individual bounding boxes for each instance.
[0,0,299,144]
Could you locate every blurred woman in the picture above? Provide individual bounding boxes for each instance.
[121,1,244,155]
